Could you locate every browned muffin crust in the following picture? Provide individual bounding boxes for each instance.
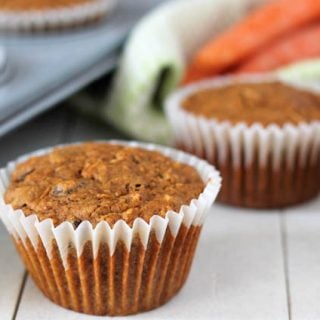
[182,81,320,126]
[5,143,204,227]
[0,0,90,11]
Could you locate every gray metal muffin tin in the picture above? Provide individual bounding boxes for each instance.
[0,0,163,137]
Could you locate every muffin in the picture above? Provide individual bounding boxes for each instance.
[0,0,116,31]
[165,75,320,208]
[0,141,221,316]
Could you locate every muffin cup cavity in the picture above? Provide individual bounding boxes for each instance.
[165,75,320,208]
[0,141,221,316]
[0,0,117,31]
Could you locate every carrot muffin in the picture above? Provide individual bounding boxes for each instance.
[165,76,320,208]
[5,143,204,227]
[0,0,90,11]
[182,81,320,125]
[0,0,116,31]
[0,141,221,316]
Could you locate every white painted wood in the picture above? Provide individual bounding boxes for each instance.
[0,223,25,320]
[283,197,320,320]
[284,195,320,214]
[16,206,288,320]
[192,206,288,320]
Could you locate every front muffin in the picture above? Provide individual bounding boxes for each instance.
[0,142,221,316]
[166,76,320,208]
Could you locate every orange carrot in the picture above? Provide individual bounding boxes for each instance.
[191,0,320,75]
[183,64,211,84]
[235,23,320,73]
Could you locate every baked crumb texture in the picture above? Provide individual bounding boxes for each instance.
[182,81,320,126]
[5,143,204,227]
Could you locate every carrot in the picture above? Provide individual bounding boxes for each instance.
[235,23,320,73]
[182,64,212,84]
[191,0,320,75]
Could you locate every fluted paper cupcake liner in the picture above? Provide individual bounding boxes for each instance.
[0,0,116,32]
[165,75,320,208]
[0,141,221,316]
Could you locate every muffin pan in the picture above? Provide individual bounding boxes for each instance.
[0,47,10,84]
[0,0,163,138]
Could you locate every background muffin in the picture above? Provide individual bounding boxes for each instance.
[165,75,320,208]
[0,0,116,31]
[0,141,221,316]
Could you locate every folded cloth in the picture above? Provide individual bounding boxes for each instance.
[277,59,320,88]
[105,0,268,144]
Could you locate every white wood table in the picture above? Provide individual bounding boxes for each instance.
[0,107,319,320]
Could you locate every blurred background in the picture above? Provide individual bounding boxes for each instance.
[1,0,320,165]
[0,0,164,165]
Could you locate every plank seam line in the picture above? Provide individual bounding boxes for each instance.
[12,271,28,320]
[280,213,292,320]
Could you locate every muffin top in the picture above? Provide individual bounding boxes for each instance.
[5,143,204,227]
[0,0,90,11]
[182,81,320,126]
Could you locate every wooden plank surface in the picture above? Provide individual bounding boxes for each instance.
[283,197,320,320]
[193,206,288,320]
[16,206,289,320]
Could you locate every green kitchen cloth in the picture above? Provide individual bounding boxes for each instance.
[277,59,320,86]
[105,0,268,145]
[75,0,320,145]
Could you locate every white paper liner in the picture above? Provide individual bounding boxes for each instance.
[0,0,117,31]
[165,74,320,171]
[0,141,221,268]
